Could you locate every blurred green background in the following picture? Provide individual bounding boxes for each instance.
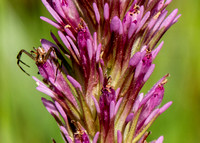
[0,0,199,142]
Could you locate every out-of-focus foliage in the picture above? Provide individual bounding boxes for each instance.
[0,0,199,142]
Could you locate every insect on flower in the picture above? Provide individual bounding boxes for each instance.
[17,46,58,76]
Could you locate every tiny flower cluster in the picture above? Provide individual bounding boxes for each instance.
[19,0,180,142]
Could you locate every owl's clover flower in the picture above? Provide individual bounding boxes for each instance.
[27,0,180,142]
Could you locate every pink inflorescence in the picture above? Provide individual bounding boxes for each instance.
[27,0,180,142]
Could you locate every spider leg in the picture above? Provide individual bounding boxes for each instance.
[17,49,35,76]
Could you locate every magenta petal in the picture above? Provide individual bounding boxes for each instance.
[115,97,123,115]
[104,3,109,20]
[93,32,97,52]
[152,41,164,60]
[164,0,172,6]
[132,93,143,112]
[41,0,63,25]
[115,88,120,99]
[40,16,61,29]
[93,3,100,24]
[96,44,101,62]
[126,113,134,122]
[159,101,172,114]
[110,101,115,119]
[55,101,68,122]
[119,20,123,35]
[144,109,159,125]
[155,136,164,143]
[134,60,143,79]
[172,14,181,24]
[66,36,80,59]
[136,11,150,33]
[87,39,93,60]
[92,132,100,143]
[58,31,71,49]
[41,98,60,117]
[67,75,82,91]
[60,126,73,143]
[143,64,155,82]
[153,10,168,32]
[33,76,56,98]
[98,66,103,84]
[117,130,122,143]
[129,52,141,67]
[128,23,136,39]
[156,0,164,11]
[110,16,120,32]
[40,39,58,56]
[160,9,178,29]
[92,96,100,114]
[64,27,76,41]
[137,6,144,21]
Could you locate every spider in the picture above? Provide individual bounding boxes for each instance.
[17,46,58,76]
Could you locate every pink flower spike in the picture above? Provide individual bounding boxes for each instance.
[67,75,82,91]
[93,3,100,24]
[17,0,180,141]
[104,3,109,20]
[159,101,172,114]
